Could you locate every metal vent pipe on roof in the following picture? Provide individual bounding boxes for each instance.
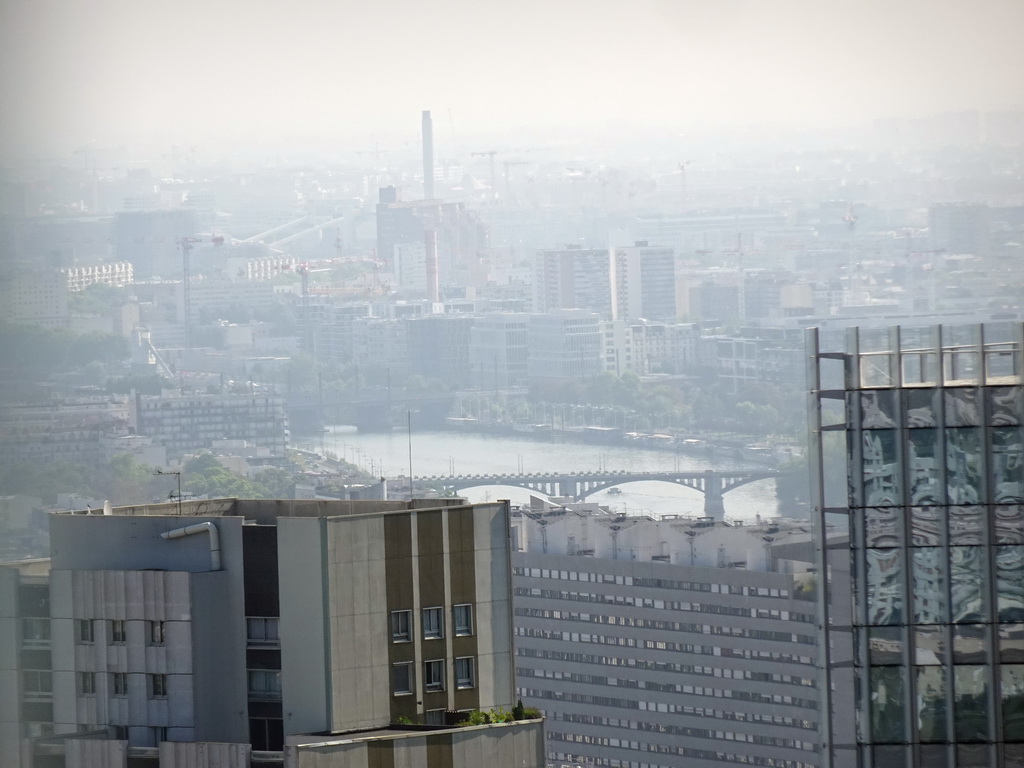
[160,521,221,570]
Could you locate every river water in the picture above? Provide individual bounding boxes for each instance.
[295,426,781,522]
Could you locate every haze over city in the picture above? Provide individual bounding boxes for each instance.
[3,0,1024,156]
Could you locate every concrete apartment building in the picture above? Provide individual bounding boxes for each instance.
[612,243,677,322]
[809,322,1024,768]
[534,247,615,319]
[0,498,542,768]
[526,311,604,382]
[134,392,289,458]
[511,499,822,768]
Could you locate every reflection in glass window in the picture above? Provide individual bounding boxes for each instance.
[904,388,937,427]
[867,549,904,625]
[953,625,989,665]
[910,506,942,546]
[912,549,947,624]
[861,390,897,428]
[866,508,902,547]
[869,626,904,665]
[997,546,1024,623]
[949,506,983,545]
[954,666,989,743]
[946,428,982,505]
[916,666,948,742]
[863,430,901,506]
[950,547,986,624]
[870,666,906,743]
[945,387,979,426]
[988,386,1022,426]
[1000,623,1024,663]
[1002,664,1024,741]
[996,506,1024,544]
[908,430,940,505]
[994,427,1024,503]
[914,626,945,665]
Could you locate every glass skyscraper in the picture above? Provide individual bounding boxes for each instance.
[809,323,1024,768]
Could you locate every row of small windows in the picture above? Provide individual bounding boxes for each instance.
[550,739,814,768]
[517,664,815,690]
[391,604,473,642]
[519,683,817,712]
[548,753,814,768]
[549,725,816,754]
[392,658,475,694]
[514,610,815,646]
[513,567,791,598]
[79,672,167,698]
[76,619,165,645]
[515,590,811,624]
[551,709,817,737]
[517,646,814,674]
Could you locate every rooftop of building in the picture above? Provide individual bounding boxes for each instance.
[54,496,487,526]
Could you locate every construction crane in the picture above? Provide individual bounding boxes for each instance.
[287,262,331,358]
[178,233,225,350]
[471,150,499,199]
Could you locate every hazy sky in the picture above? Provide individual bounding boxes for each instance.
[2,0,1023,157]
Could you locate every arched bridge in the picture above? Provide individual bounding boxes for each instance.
[416,469,781,520]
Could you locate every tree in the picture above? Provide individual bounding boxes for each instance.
[182,455,271,499]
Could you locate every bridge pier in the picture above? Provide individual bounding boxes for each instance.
[703,470,725,520]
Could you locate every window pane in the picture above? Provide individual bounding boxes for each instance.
[953,624,989,665]
[998,546,1024,623]
[1000,623,1024,663]
[954,665,989,743]
[392,611,411,642]
[912,548,947,624]
[996,506,1024,544]
[945,428,982,505]
[866,508,902,547]
[989,386,1022,426]
[866,548,904,625]
[950,547,987,623]
[393,663,413,694]
[949,506,983,545]
[910,506,942,546]
[861,390,897,428]
[992,427,1024,503]
[945,387,979,426]
[1003,665,1024,741]
[862,430,901,506]
[908,429,940,505]
[915,626,946,666]
[870,666,906,743]
[915,666,948,742]
[869,626,904,665]
[905,388,938,427]
[423,607,443,639]
[454,605,473,635]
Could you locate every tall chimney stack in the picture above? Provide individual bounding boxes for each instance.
[421,110,434,200]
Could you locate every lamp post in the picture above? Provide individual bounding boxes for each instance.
[154,470,182,516]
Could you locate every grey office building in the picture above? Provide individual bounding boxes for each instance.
[511,502,822,768]
[808,323,1024,768]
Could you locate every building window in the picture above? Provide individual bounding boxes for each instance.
[149,621,165,645]
[150,674,168,698]
[113,672,128,696]
[393,662,414,695]
[423,607,444,639]
[425,709,447,725]
[112,725,128,740]
[152,726,168,744]
[391,610,412,642]
[455,657,475,689]
[247,670,282,701]
[246,617,279,646]
[424,660,445,692]
[454,604,473,636]
[22,670,52,698]
[77,620,94,644]
[80,672,96,696]
[111,620,127,644]
[21,618,50,646]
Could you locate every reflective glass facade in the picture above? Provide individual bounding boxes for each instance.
[810,324,1024,768]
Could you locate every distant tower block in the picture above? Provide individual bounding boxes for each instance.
[421,110,435,200]
[425,229,440,303]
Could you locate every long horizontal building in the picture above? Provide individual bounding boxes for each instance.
[511,499,823,768]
